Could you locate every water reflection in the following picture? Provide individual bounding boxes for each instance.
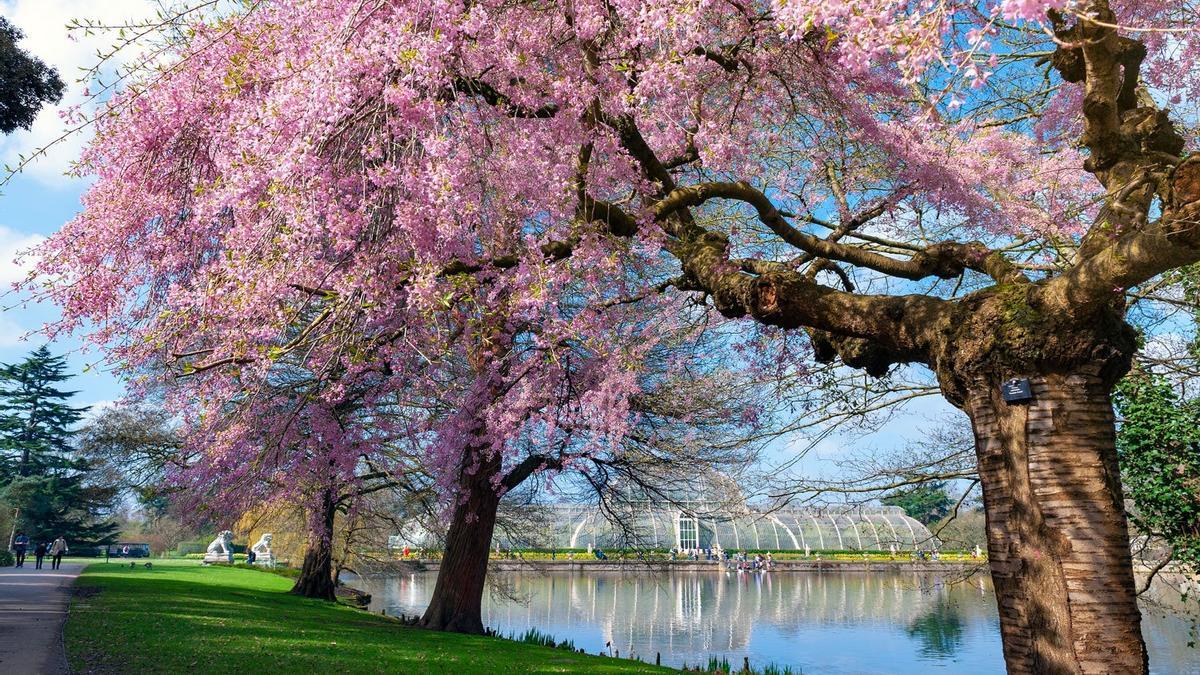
[907,599,965,657]
[349,571,1199,674]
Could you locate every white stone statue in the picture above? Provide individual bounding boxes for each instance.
[203,530,234,564]
[250,533,274,567]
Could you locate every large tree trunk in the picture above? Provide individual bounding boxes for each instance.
[291,487,337,601]
[965,369,1147,675]
[419,449,501,634]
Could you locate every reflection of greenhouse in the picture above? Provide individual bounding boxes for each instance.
[359,570,997,662]
[482,504,935,552]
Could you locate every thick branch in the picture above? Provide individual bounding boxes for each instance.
[597,114,951,364]
[450,77,559,119]
[1040,156,1200,318]
[656,181,1027,284]
[1052,5,1185,261]
[672,229,947,360]
[501,454,565,491]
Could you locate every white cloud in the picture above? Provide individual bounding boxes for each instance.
[0,314,30,347]
[0,0,158,184]
[80,398,117,421]
[0,223,45,285]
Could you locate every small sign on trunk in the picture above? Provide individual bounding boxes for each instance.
[1001,378,1033,403]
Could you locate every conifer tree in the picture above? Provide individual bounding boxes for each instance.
[0,347,117,544]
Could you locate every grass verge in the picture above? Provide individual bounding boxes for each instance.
[65,559,672,674]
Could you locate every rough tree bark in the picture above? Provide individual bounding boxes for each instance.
[418,448,503,634]
[920,288,1149,675]
[965,371,1146,674]
[291,486,338,601]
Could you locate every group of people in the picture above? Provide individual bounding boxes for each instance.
[666,546,776,571]
[669,546,724,561]
[11,532,69,570]
[728,550,774,571]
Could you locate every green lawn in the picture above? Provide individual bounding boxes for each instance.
[65,559,671,674]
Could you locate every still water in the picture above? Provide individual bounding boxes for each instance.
[349,570,1200,674]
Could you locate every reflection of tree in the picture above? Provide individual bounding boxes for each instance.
[906,599,965,657]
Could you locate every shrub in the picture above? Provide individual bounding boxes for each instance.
[182,552,249,560]
[232,563,299,578]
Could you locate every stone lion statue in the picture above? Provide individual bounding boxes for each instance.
[203,530,234,563]
[250,533,274,566]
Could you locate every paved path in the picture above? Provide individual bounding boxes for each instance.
[0,562,84,674]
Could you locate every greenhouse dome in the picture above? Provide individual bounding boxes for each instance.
[491,503,937,552]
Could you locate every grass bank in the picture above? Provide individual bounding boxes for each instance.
[65,559,672,674]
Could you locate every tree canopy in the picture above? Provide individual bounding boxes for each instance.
[881,482,956,526]
[0,16,64,134]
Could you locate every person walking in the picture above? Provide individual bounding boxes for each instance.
[12,531,29,568]
[49,536,68,570]
[33,541,47,570]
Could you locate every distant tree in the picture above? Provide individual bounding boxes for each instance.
[931,509,988,551]
[1113,372,1200,582]
[77,404,198,551]
[0,347,117,544]
[0,347,84,479]
[881,482,955,526]
[76,404,186,512]
[0,16,64,134]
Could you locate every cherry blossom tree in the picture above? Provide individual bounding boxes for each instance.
[23,0,1200,671]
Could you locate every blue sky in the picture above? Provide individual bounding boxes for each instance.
[1,0,152,412]
[0,167,126,411]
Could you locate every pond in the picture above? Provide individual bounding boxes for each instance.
[347,570,1200,674]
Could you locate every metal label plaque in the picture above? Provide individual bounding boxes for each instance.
[1001,378,1033,403]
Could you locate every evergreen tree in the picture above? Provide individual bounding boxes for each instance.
[880,482,955,526]
[0,347,117,544]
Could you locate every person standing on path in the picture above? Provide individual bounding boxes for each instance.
[33,541,47,570]
[12,532,29,568]
[49,536,67,570]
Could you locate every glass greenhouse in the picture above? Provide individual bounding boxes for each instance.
[389,471,938,552]
[491,503,936,552]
